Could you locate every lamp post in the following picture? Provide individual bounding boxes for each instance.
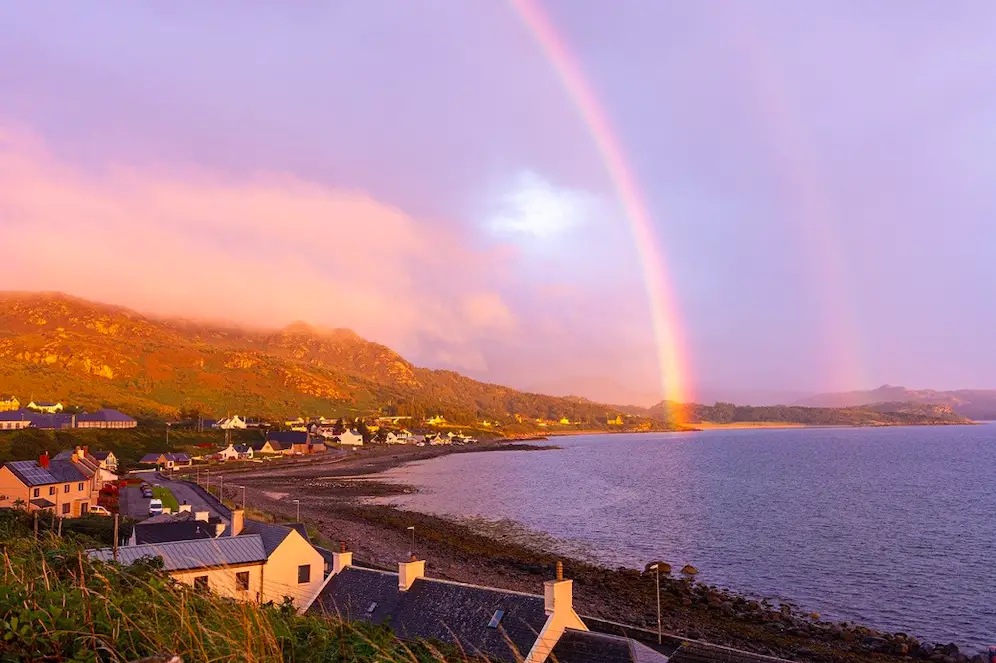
[649,564,662,644]
[407,525,415,558]
[239,485,247,511]
[293,499,300,522]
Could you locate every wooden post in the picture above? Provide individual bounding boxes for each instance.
[113,514,119,562]
[34,511,39,539]
[57,516,63,537]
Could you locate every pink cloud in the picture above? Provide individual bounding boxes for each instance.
[0,123,517,370]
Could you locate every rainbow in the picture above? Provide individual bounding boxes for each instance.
[509,0,692,421]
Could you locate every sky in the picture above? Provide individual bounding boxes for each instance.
[2,1,996,406]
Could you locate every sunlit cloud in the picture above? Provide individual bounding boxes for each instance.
[487,170,600,240]
[0,123,518,371]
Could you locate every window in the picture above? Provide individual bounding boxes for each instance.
[77,482,84,492]
[80,503,88,514]
[235,571,250,591]
[33,488,39,498]
[62,503,70,515]
[297,564,311,584]
[194,576,209,591]
[49,487,56,496]
[64,484,70,493]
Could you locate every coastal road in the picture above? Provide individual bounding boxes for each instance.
[153,473,230,525]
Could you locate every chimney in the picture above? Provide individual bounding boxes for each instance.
[544,561,575,616]
[398,553,425,591]
[39,452,49,469]
[525,562,589,663]
[178,504,192,513]
[332,541,353,575]
[194,510,209,521]
[231,509,245,537]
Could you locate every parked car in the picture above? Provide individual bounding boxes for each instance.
[148,498,163,516]
[88,505,111,516]
[141,485,153,499]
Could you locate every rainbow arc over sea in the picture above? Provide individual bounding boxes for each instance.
[510,0,692,423]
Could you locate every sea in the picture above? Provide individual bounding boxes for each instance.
[374,425,996,651]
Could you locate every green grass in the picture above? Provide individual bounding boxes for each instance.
[0,509,468,662]
[152,485,179,512]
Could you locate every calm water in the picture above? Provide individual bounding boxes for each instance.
[377,426,996,651]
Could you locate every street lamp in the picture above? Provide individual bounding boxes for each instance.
[649,564,662,644]
[239,485,247,511]
[407,526,415,558]
[293,499,300,522]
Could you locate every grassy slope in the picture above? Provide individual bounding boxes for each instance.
[0,510,465,663]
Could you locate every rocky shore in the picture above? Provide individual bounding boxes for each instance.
[202,444,984,663]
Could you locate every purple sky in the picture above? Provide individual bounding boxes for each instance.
[2,1,995,405]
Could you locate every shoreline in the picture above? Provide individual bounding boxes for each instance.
[201,443,978,663]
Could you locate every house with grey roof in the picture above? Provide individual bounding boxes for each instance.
[0,451,98,516]
[0,409,33,430]
[89,509,326,608]
[75,408,137,429]
[306,553,669,663]
[139,452,192,468]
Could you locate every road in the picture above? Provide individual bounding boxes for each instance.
[154,473,230,525]
[118,473,230,526]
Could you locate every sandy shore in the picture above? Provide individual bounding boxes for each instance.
[198,443,964,663]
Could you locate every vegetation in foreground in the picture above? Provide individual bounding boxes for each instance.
[0,509,468,663]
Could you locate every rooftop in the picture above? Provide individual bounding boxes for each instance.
[3,459,89,486]
[76,409,136,423]
[89,534,268,570]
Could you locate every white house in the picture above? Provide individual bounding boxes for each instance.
[90,511,326,609]
[217,415,248,430]
[336,430,364,446]
[218,444,241,460]
[27,401,63,414]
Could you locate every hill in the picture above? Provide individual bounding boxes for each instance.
[795,385,996,420]
[650,400,971,427]
[0,292,664,429]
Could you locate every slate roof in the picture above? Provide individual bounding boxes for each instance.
[53,450,100,477]
[91,451,112,461]
[29,498,56,509]
[139,453,165,464]
[233,444,251,454]
[134,521,218,544]
[241,520,300,555]
[88,534,268,570]
[3,459,88,486]
[311,567,548,662]
[266,431,308,445]
[0,410,31,422]
[76,409,136,424]
[551,630,670,663]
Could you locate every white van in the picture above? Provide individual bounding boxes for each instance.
[148,498,163,516]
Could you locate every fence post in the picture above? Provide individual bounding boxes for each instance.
[113,514,120,561]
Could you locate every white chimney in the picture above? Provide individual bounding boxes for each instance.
[194,510,209,521]
[398,555,425,591]
[230,509,244,537]
[332,542,352,575]
[525,562,589,663]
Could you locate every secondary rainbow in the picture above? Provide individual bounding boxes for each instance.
[509,0,692,420]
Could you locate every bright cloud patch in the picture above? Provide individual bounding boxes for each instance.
[487,170,598,240]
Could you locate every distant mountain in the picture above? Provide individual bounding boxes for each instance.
[647,399,972,426]
[796,385,996,420]
[0,292,665,429]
